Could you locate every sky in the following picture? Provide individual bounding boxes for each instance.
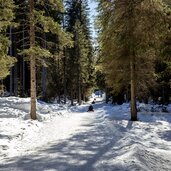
[89,0,97,17]
[88,0,98,39]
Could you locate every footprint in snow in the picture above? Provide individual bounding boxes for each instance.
[1,145,9,150]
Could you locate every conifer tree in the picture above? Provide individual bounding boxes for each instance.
[18,0,72,119]
[97,0,167,120]
[65,0,95,104]
[0,0,16,81]
[155,0,171,104]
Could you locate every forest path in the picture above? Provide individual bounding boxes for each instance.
[0,101,171,171]
[0,101,120,171]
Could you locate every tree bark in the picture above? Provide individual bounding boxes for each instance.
[22,24,25,97]
[14,62,18,96]
[83,92,85,102]
[129,0,137,121]
[62,10,67,104]
[71,87,74,106]
[78,72,82,105]
[42,66,47,99]
[42,35,47,100]
[9,26,13,96]
[29,0,36,120]
[63,51,67,104]
[130,55,137,121]
[75,26,81,105]
[105,87,109,104]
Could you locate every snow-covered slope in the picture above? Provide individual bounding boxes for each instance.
[0,97,171,171]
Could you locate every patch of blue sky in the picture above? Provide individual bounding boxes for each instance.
[88,0,98,39]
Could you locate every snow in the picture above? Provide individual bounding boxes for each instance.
[0,97,171,171]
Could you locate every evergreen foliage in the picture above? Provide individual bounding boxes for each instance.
[97,0,167,120]
[65,0,95,104]
[13,0,72,119]
[0,0,16,80]
[1,0,170,117]
[154,0,171,104]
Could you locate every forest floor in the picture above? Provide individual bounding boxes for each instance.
[0,97,171,171]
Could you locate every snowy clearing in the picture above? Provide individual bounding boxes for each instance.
[0,97,171,171]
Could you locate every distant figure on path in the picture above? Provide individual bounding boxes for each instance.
[92,100,95,104]
[92,98,96,104]
[87,105,94,112]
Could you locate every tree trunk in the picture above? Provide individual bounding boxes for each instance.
[76,40,81,105]
[42,66,47,99]
[130,55,137,121]
[20,53,23,96]
[22,56,25,97]
[62,10,67,104]
[9,26,13,96]
[71,97,74,106]
[29,0,36,120]
[14,62,18,96]
[22,24,25,97]
[105,87,109,104]
[83,94,85,102]
[57,50,61,103]
[42,35,47,100]
[82,88,85,102]
[71,87,74,106]
[63,51,67,104]
[78,73,81,105]
[129,0,137,121]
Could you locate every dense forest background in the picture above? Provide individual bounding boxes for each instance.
[0,0,171,120]
[1,0,95,103]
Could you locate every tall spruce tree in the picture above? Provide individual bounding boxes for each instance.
[18,0,72,119]
[155,0,171,104]
[65,0,95,105]
[97,0,167,121]
[0,0,16,81]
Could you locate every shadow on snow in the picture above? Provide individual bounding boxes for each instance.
[0,112,129,171]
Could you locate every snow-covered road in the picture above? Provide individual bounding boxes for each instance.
[0,99,171,171]
[0,102,117,171]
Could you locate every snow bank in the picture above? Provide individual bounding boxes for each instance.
[0,97,69,160]
[0,97,171,171]
[137,102,171,113]
[0,97,68,120]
